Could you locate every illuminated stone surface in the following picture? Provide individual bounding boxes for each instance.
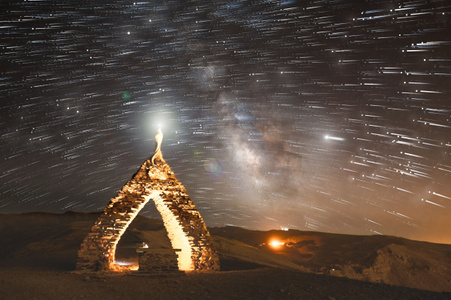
[138,249,180,272]
[76,131,219,272]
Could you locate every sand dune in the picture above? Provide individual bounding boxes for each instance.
[209,227,451,292]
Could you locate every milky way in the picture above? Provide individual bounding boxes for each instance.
[1,0,450,243]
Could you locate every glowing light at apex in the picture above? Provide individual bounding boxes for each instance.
[150,119,165,131]
[324,135,345,141]
[142,109,174,140]
[152,128,165,164]
[268,239,285,249]
[144,116,166,138]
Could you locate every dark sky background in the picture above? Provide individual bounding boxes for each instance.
[1,0,450,244]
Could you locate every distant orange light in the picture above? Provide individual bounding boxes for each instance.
[268,239,285,249]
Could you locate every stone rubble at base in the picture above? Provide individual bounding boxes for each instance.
[138,248,180,272]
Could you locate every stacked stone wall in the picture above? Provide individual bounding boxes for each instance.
[138,249,180,272]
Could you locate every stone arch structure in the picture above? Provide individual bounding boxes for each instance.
[76,130,220,272]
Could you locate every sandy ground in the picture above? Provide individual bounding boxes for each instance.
[1,267,450,300]
[1,212,451,299]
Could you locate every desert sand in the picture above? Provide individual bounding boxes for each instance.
[0,212,450,299]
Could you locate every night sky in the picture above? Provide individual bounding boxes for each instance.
[1,0,450,244]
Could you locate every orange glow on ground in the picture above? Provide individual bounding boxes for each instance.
[111,261,139,272]
[268,239,285,249]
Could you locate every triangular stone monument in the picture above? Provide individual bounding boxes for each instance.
[76,129,220,272]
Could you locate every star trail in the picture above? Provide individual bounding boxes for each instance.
[1,0,450,244]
